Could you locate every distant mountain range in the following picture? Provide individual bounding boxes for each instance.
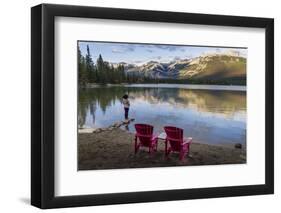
[116,53,246,84]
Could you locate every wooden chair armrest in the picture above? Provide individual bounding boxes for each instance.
[152,133,159,141]
[183,137,192,144]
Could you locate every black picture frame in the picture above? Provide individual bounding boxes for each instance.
[31,3,274,209]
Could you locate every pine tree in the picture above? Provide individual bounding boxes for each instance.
[80,58,88,86]
[78,47,82,81]
[78,46,87,86]
[85,45,95,83]
[96,54,105,84]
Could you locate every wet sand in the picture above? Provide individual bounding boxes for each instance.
[78,128,246,170]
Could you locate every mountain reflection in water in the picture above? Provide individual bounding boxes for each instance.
[78,86,246,146]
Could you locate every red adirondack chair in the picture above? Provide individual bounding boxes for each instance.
[134,124,158,154]
[164,126,192,160]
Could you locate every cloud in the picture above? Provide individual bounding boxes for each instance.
[111,44,136,54]
[148,44,187,52]
[111,43,187,54]
[133,60,145,64]
[185,54,193,59]
[154,45,177,51]
[136,44,150,48]
[125,45,135,52]
[112,48,124,53]
[146,49,154,53]
[173,56,181,61]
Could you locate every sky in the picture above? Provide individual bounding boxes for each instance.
[78,41,247,65]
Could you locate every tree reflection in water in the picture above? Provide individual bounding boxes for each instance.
[78,86,246,145]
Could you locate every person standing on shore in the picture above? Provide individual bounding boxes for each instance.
[122,94,130,121]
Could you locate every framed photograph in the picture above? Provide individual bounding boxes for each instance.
[31,3,274,209]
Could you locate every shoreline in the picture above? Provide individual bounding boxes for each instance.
[82,83,246,91]
[78,128,246,170]
[78,127,245,148]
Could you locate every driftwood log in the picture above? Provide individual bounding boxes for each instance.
[92,118,135,133]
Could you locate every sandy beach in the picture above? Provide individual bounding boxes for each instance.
[78,128,246,170]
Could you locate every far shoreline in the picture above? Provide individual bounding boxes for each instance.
[82,83,246,91]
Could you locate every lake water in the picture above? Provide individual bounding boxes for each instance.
[78,84,246,146]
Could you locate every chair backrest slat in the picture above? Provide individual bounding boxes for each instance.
[135,124,154,146]
[164,126,184,151]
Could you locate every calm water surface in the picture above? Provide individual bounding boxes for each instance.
[78,85,246,146]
